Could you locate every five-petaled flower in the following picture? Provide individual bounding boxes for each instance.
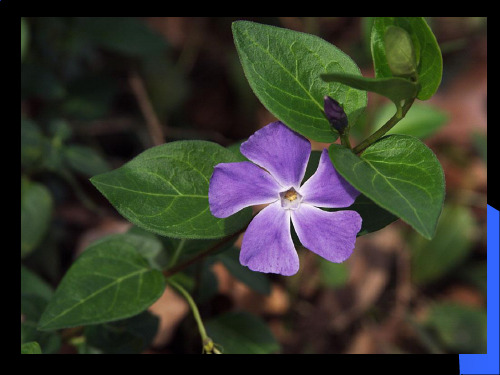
[208,121,362,276]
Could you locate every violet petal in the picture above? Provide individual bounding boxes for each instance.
[300,149,360,208]
[209,161,282,218]
[291,204,362,263]
[240,121,311,189]
[240,201,299,276]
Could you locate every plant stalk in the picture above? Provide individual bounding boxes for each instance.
[352,98,415,154]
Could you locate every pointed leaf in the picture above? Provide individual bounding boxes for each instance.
[232,21,366,142]
[38,234,165,331]
[329,135,445,239]
[91,141,252,239]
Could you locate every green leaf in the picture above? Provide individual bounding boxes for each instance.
[424,303,487,353]
[348,194,398,236]
[371,17,443,100]
[90,140,252,239]
[21,178,53,258]
[64,145,111,176]
[329,135,445,239]
[126,227,169,270]
[38,234,166,331]
[85,311,159,354]
[321,73,419,106]
[372,102,448,139]
[205,311,280,354]
[21,265,54,302]
[232,21,366,142]
[21,321,61,354]
[21,341,42,354]
[410,204,474,285]
[217,249,271,295]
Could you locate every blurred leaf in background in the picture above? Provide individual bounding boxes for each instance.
[21,178,53,258]
[423,302,487,353]
[205,311,280,354]
[410,204,476,286]
[371,102,449,139]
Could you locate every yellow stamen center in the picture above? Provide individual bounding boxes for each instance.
[284,190,297,201]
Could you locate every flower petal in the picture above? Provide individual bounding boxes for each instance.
[300,149,359,208]
[240,201,299,276]
[240,121,311,189]
[291,204,362,263]
[209,161,281,218]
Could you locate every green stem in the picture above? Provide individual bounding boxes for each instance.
[168,238,186,268]
[352,98,415,154]
[163,221,249,279]
[169,279,219,353]
[340,131,352,149]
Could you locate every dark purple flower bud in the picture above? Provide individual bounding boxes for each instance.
[324,96,348,134]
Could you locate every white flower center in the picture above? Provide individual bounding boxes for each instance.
[279,187,302,210]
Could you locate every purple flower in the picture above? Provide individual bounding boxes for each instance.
[209,121,362,276]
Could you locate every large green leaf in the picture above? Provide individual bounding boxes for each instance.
[371,17,442,100]
[91,141,252,239]
[205,311,280,354]
[21,178,53,258]
[329,135,445,239]
[232,21,366,142]
[38,234,165,331]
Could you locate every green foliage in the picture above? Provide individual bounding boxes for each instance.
[410,204,475,285]
[21,119,45,169]
[424,303,487,353]
[64,145,111,176]
[205,311,280,354]
[372,102,448,139]
[371,17,443,100]
[38,234,165,331]
[232,21,366,142]
[21,341,42,354]
[21,178,53,258]
[91,141,253,239]
[329,135,445,239]
[84,311,159,354]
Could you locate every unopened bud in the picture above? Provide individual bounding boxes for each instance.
[324,96,348,134]
[384,25,417,78]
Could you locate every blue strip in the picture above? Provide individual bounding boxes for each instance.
[459,205,499,374]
